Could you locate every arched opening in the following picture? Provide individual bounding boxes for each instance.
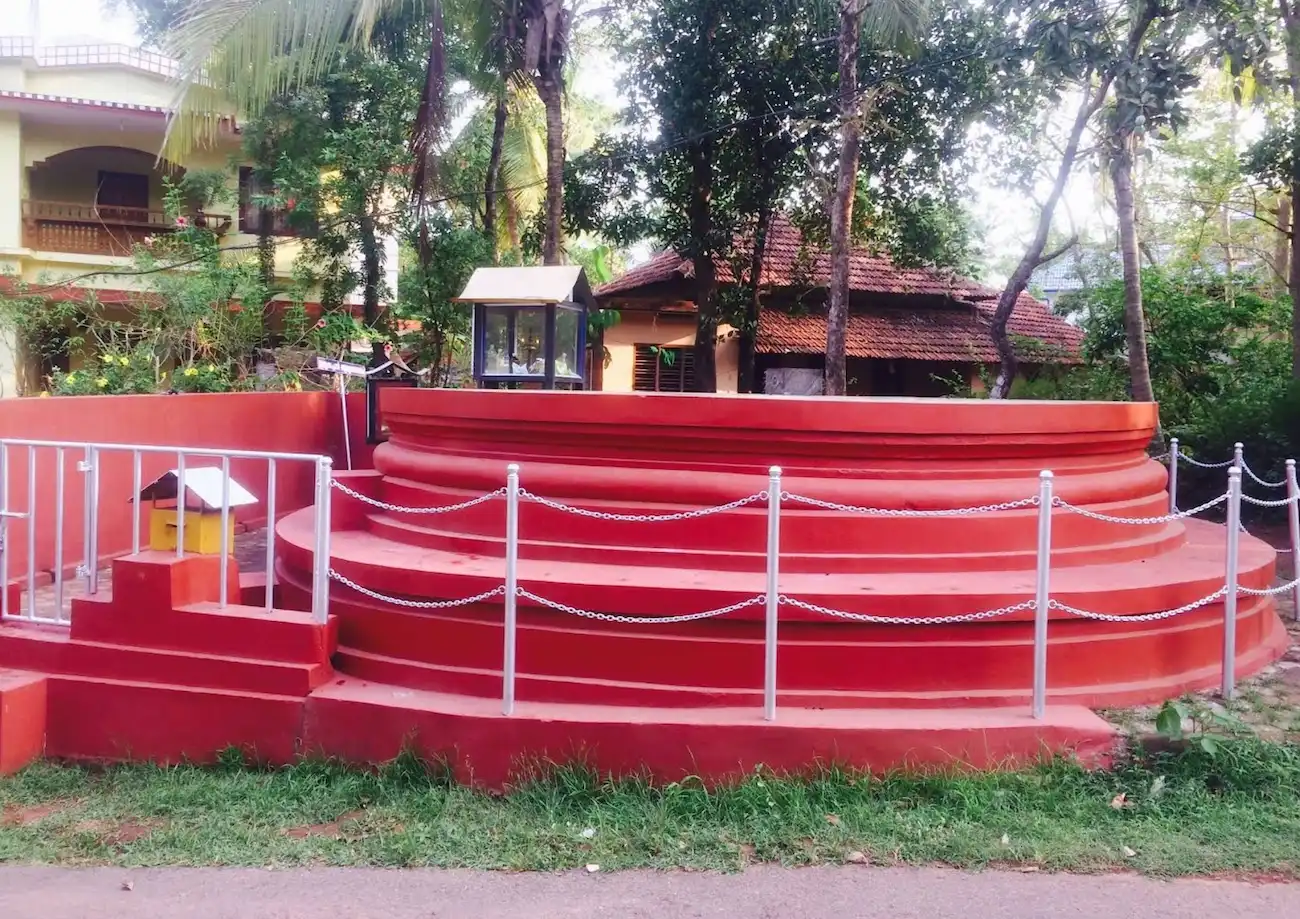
[23,147,229,256]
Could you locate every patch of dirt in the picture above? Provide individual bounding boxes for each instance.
[283,809,367,840]
[0,802,68,826]
[71,818,165,847]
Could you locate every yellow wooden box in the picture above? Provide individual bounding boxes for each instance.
[149,508,235,555]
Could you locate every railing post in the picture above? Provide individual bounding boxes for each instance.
[310,456,333,624]
[265,458,278,614]
[54,448,66,621]
[0,442,8,620]
[503,463,520,717]
[26,445,36,619]
[1287,460,1299,623]
[87,445,100,596]
[1167,437,1179,514]
[1222,467,1243,699]
[218,455,231,608]
[1233,442,1244,473]
[1032,471,1054,720]
[175,452,186,559]
[764,466,782,723]
[130,449,142,554]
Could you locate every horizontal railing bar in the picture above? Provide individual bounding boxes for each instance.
[0,439,325,463]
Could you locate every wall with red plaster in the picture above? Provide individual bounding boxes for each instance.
[0,391,369,577]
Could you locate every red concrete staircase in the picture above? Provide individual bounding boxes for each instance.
[0,552,336,766]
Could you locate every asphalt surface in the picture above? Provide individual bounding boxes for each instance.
[1,866,1298,918]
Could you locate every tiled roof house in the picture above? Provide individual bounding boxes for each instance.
[594,219,1082,396]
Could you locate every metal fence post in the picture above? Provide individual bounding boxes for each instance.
[54,447,66,621]
[764,466,782,723]
[130,449,142,554]
[1032,471,1054,720]
[87,445,100,595]
[503,463,520,716]
[26,445,36,619]
[1233,442,1244,473]
[1167,437,1179,514]
[310,456,333,624]
[175,452,186,559]
[1222,467,1243,698]
[219,455,231,608]
[265,458,278,614]
[0,442,8,620]
[1286,459,1299,622]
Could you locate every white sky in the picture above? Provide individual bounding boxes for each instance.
[4,0,1108,282]
[0,0,139,45]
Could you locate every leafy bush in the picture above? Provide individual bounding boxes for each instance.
[1016,268,1295,489]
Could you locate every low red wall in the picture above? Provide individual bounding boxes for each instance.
[0,391,368,578]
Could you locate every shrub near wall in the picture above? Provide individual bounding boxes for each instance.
[1015,269,1297,499]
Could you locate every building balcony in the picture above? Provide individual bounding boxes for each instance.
[21,200,232,258]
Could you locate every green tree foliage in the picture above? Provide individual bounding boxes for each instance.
[394,215,493,385]
[239,17,429,365]
[1022,269,1297,484]
[0,175,296,394]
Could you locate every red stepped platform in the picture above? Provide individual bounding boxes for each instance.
[0,552,335,767]
[267,389,1287,782]
[1,390,1285,785]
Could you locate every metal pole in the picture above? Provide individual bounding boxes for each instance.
[130,449,142,554]
[1286,460,1300,623]
[339,374,353,472]
[265,458,277,613]
[1233,442,1244,473]
[310,456,333,624]
[26,445,36,620]
[1032,471,1054,720]
[87,445,100,595]
[54,447,65,621]
[503,463,520,716]
[764,466,782,722]
[175,452,186,558]
[1222,467,1243,698]
[219,455,231,608]
[0,442,8,620]
[1167,437,1179,514]
[81,444,92,589]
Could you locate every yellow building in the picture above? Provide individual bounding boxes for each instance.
[0,37,361,396]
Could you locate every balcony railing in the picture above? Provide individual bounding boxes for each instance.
[21,200,232,258]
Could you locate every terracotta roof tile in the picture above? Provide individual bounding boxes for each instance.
[757,301,1080,363]
[599,217,1082,361]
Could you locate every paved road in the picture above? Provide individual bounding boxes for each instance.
[1,866,1298,918]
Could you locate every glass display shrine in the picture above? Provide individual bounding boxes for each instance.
[458,266,594,391]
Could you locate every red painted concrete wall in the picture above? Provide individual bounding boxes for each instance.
[0,391,369,578]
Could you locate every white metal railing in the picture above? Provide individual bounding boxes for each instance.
[327,456,1300,722]
[0,439,332,626]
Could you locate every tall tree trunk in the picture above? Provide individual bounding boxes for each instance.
[739,207,773,394]
[1288,4,1300,378]
[688,142,718,392]
[1273,196,1291,292]
[825,0,863,397]
[1111,140,1155,404]
[536,72,565,266]
[359,209,387,368]
[989,84,1099,398]
[484,92,508,262]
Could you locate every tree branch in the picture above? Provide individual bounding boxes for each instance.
[1035,235,1079,268]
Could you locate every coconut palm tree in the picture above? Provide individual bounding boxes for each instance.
[163,0,590,265]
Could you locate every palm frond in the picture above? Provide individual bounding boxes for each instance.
[860,0,932,47]
[163,0,411,158]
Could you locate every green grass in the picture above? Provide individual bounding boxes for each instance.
[3,741,1300,874]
